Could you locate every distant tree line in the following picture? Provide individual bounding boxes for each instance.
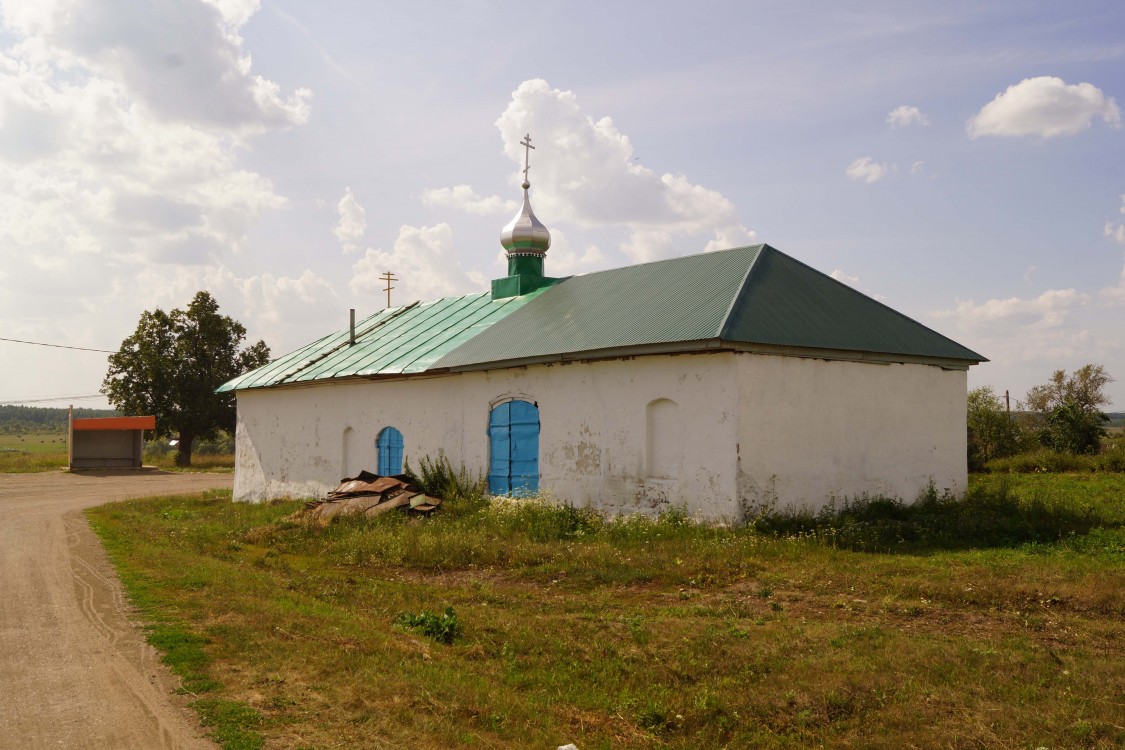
[968,364,1116,471]
[0,405,118,435]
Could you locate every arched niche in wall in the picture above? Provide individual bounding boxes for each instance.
[646,398,680,480]
[341,426,361,479]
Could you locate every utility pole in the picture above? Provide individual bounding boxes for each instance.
[380,272,398,309]
[1005,389,1011,419]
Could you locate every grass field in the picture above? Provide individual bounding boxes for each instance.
[0,430,234,473]
[0,431,68,472]
[87,475,1125,750]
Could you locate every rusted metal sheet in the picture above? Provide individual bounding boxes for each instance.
[304,472,443,520]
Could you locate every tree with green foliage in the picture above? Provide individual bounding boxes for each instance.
[102,291,270,466]
[966,386,1026,470]
[1024,364,1113,455]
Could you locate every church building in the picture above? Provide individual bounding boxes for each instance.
[220,138,985,519]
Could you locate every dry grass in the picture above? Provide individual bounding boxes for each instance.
[87,475,1125,750]
[146,452,235,472]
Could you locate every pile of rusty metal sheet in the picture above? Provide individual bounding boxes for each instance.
[303,471,443,521]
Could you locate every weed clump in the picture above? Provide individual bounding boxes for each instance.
[403,453,487,511]
[394,606,463,644]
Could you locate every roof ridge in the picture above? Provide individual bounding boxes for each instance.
[566,243,765,282]
[717,244,773,339]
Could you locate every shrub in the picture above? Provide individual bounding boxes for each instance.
[967,386,1028,470]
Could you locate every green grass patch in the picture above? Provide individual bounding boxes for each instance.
[747,477,1124,553]
[0,431,68,472]
[88,477,1125,749]
[985,445,1125,473]
[0,430,68,453]
[87,490,266,749]
[191,699,264,750]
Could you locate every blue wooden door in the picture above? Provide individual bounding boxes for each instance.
[376,427,404,475]
[488,400,539,495]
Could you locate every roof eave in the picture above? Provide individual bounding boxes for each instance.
[443,338,985,374]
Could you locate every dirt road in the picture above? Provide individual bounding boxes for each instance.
[0,470,232,749]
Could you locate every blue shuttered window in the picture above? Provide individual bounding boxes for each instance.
[488,400,539,495]
[376,426,404,476]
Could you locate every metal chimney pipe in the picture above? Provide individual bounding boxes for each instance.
[349,308,356,346]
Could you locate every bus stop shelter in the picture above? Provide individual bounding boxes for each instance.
[68,413,155,469]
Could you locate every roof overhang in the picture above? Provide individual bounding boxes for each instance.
[231,338,983,396]
[72,416,156,431]
[442,339,983,373]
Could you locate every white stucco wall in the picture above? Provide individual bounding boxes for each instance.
[233,350,968,518]
[734,352,967,514]
[234,353,742,518]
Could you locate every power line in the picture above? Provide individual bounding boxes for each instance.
[0,336,116,354]
[0,394,106,405]
[0,336,115,354]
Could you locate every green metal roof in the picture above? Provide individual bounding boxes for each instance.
[220,243,984,392]
[433,244,985,370]
[216,289,547,392]
[721,247,986,361]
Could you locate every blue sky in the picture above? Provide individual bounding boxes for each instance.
[1,0,1123,409]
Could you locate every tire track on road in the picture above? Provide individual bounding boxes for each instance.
[0,471,232,749]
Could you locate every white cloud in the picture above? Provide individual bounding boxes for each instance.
[334,187,366,252]
[620,228,676,264]
[421,185,517,216]
[0,0,304,273]
[830,269,861,287]
[910,160,925,175]
[887,105,929,128]
[121,263,342,357]
[237,268,340,328]
[202,0,262,28]
[967,76,1121,139]
[1106,194,1125,246]
[830,268,887,301]
[19,0,311,134]
[491,79,755,262]
[0,0,319,402]
[1105,221,1125,245]
[703,223,757,253]
[934,288,1089,330]
[1102,269,1125,305]
[543,228,609,277]
[930,287,1101,370]
[349,224,487,304]
[846,157,891,183]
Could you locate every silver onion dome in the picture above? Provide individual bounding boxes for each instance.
[500,182,551,255]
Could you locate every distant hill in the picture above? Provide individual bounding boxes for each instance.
[0,405,119,434]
